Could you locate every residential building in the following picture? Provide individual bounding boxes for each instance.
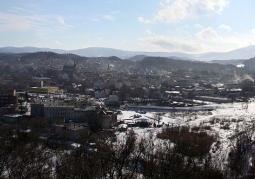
[0,89,18,107]
[54,123,89,140]
[28,86,59,94]
[98,110,117,129]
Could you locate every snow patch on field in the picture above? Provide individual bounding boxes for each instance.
[116,100,255,169]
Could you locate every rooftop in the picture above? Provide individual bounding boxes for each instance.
[55,123,89,131]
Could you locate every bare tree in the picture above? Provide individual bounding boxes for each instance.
[153,113,162,125]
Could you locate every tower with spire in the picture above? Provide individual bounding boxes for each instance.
[107,63,110,71]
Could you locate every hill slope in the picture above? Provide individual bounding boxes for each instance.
[1,45,255,61]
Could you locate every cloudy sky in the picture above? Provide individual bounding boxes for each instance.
[1,0,255,53]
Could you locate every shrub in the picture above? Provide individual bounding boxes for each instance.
[209,119,215,125]
[231,119,237,122]
[180,126,190,132]
[220,124,230,130]
[201,125,211,130]
[135,121,150,128]
[157,128,215,157]
[192,126,200,131]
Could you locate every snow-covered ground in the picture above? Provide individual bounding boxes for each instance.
[116,100,255,169]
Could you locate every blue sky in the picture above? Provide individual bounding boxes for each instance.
[0,0,255,53]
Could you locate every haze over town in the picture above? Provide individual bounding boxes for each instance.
[1,0,255,53]
[2,1,255,179]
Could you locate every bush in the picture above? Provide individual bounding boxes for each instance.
[220,124,230,130]
[209,119,215,125]
[231,119,237,122]
[201,125,211,130]
[135,121,150,128]
[192,126,200,131]
[157,128,215,157]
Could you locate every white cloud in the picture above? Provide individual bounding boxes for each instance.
[55,40,63,46]
[110,10,119,14]
[97,37,103,41]
[57,16,65,25]
[219,24,232,31]
[0,12,46,31]
[139,35,201,52]
[144,30,153,35]
[0,12,71,32]
[139,25,255,53]
[196,27,220,40]
[10,6,27,12]
[103,15,116,21]
[154,0,229,23]
[138,17,153,24]
[195,26,255,51]
[195,23,203,30]
[252,28,255,35]
[122,39,127,45]
[91,18,100,22]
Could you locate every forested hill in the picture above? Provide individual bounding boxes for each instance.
[243,57,255,70]
[137,57,237,73]
[19,52,86,61]
[0,52,239,73]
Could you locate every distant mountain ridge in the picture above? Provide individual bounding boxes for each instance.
[0,46,66,54]
[1,45,255,61]
[0,51,239,74]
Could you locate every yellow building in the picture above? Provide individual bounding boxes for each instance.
[28,87,59,94]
